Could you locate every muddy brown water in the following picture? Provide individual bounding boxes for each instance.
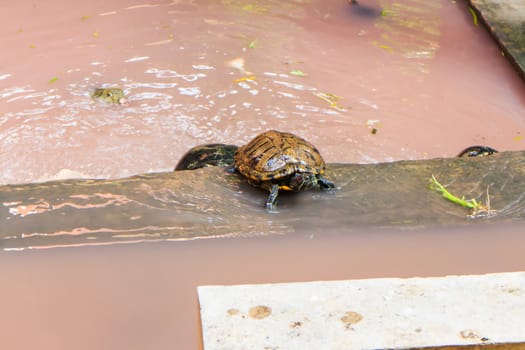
[2,0,525,349]
[2,225,525,350]
[1,0,525,184]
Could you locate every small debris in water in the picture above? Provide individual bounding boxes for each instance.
[283,59,304,65]
[227,57,252,75]
[234,75,256,83]
[289,70,307,77]
[315,92,347,111]
[366,119,381,134]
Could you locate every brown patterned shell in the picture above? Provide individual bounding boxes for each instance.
[234,130,326,182]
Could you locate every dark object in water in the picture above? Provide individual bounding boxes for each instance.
[175,143,238,170]
[347,0,382,18]
[457,146,498,158]
[234,130,335,213]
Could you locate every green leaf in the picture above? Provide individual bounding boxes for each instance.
[468,7,478,26]
[289,70,307,77]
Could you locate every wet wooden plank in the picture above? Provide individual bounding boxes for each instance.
[468,0,525,80]
[198,271,525,350]
[1,151,525,250]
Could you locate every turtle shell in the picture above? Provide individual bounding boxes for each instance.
[175,143,238,170]
[457,146,498,158]
[234,130,326,182]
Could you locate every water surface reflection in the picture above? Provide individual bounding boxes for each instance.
[1,0,524,184]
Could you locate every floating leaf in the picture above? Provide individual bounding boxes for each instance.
[48,77,58,84]
[29,44,36,49]
[315,92,346,111]
[80,15,90,20]
[240,4,267,13]
[248,39,257,49]
[93,31,99,38]
[234,75,256,82]
[289,70,307,77]
[514,134,523,142]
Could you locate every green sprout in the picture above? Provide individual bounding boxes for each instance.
[468,6,478,26]
[429,174,493,218]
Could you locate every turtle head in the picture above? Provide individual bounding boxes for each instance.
[286,173,318,192]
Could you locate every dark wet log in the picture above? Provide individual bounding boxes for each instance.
[1,151,524,250]
[469,0,525,81]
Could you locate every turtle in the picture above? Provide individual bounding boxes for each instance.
[234,130,335,212]
[457,146,498,158]
[175,143,238,170]
[92,87,129,106]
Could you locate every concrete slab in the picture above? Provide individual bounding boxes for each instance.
[469,0,525,80]
[198,272,525,350]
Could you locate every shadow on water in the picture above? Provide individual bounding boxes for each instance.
[1,151,525,251]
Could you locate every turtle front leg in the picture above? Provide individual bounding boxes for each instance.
[266,183,280,213]
[318,176,335,190]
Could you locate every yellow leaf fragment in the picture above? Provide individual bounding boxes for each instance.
[48,77,58,84]
[234,75,256,83]
[315,92,346,111]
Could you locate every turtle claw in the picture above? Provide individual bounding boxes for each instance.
[266,203,279,214]
[318,177,336,190]
[265,184,280,213]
